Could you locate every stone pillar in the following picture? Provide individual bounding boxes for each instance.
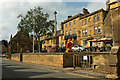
[53,11,57,47]
[109,1,120,78]
[54,11,57,35]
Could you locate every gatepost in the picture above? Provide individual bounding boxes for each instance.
[109,1,120,78]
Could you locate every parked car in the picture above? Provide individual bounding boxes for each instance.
[59,46,66,52]
[0,53,7,58]
[41,49,47,53]
[50,46,60,52]
[72,45,85,52]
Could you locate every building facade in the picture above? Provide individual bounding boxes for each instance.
[40,30,64,50]
[9,31,33,53]
[40,3,114,50]
[61,8,110,48]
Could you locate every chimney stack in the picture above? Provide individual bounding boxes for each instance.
[68,16,72,19]
[106,1,110,11]
[82,8,90,15]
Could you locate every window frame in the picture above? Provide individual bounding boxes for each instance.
[94,27,97,35]
[85,19,87,25]
[69,22,71,26]
[82,20,84,26]
[97,14,100,21]
[93,15,97,22]
[69,29,71,35]
[66,24,67,27]
[98,26,101,33]
[74,20,76,24]
[74,28,76,34]
[82,30,85,37]
[85,29,87,36]
[66,31,68,36]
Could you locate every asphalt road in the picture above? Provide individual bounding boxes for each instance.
[1,58,102,80]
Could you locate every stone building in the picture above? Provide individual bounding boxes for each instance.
[61,8,110,48]
[39,1,119,50]
[40,30,63,50]
[9,31,32,53]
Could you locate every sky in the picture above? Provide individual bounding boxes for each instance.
[0,0,107,42]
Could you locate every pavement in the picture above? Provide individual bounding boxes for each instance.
[1,58,117,80]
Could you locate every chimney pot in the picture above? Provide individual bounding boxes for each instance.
[68,16,72,19]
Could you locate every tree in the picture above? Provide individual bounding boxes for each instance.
[0,40,8,54]
[17,6,54,38]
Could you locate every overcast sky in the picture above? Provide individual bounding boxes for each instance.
[0,0,107,42]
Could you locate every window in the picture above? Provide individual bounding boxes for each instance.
[85,19,87,25]
[66,31,68,36]
[82,30,85,36]
[88,17,91,22]
[82,30,87,36]
[82,20,84,25]
[74,20,76,24]
[94,27,97,34]
[61,36,63,41]
[95,42,101,46]
[93,15,97,22]
[69,22,71,26]
[74,28,76,34]
[61,30,63,34]
[66,24,67,27]
[97,14,100,21]
[98,26,101,33]
[47,40,49,44]
[85,30,87,36]
[78,31,81,37]
[70,30,71,35]
[83,40,87,46]
[61,43,64,47]
[51,40,52,43]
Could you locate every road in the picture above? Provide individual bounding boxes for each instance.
[1,58,102,80]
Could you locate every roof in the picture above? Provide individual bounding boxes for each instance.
[79,9,107,19]
[40,30,61,37]
[63,8,107,24]
[63,13,83,24]
[11,30,32,44]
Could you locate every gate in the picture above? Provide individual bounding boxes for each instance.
[73,54,93,69]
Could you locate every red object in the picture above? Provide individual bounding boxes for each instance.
[66,38,72,48]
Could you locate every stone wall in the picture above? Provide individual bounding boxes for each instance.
[11,53,20,61]
[92,53,117,74]
[22,53,64,67]
[11,52,74,67]
[72,52,117,75]
[10,52,118,76]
